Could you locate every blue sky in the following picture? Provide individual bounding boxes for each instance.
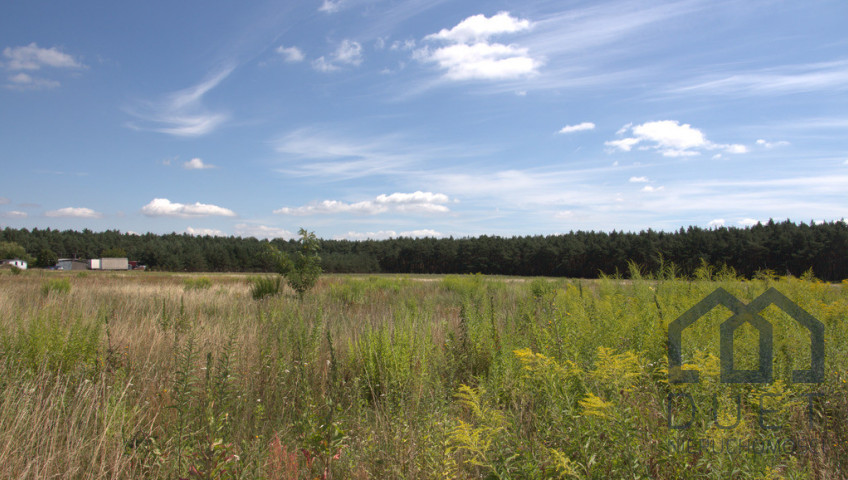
[1,0,847,240]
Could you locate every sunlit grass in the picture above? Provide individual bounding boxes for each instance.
[0,270,845,478]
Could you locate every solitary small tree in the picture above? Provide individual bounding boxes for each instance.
[285,228,322,298]
[259,228,322,299]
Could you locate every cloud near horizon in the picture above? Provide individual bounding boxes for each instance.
[45,207,103,218]
[334,229,443,240]
[274,191,450,215]
[141,198,236,218]
[234,223,294,240]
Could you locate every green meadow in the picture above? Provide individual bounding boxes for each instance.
[1,268,846,479]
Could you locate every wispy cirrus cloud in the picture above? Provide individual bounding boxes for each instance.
[274,191,450,215]
[141,198,236,218]
[126,67,233,137]
[272,126,474,179]
[411,0,709,95]
[756,139,790,149]
[45,207,103,218]
[669,60,848,96]
[558,122,595,134]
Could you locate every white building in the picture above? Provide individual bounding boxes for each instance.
[2,259,27,270]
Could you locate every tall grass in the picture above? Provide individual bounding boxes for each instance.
[0,271,845,478]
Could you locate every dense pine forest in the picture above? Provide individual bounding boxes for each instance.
[2,219,847,280]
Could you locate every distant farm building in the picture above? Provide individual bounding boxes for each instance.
[1,259,27,270]
[91,257,129,270]
[57,258,88,270]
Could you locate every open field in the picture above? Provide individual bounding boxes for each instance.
[1,269,847,479]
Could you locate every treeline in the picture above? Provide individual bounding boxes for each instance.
[2,219,848,280]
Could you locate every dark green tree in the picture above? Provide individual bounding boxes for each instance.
[35,248,58,268]
[101,247,127,258]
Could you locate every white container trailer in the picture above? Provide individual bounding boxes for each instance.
[90,258,101,270]
[100,257,129,270]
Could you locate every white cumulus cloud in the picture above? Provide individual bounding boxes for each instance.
[641,185,664,192]
[629,176,649,183]
[605,137,641,152]
[3,43,84,70]
[2,43,85,90]
[277,46,305,62]
[724,144,748,154]
[6,72,60,90]
[416,12,540,81]
[318,0,344,13]
[274,191,451,215]
[183,158,215,170]
[708,218,726,227]
[607,120,748,157]
[141,198,236,218]
[45,207,103,218]
[426,12,531,44]
[558,122,595,134]
[633,120,706,151]
[738,218,760,227]
[312,39,362,72]
[1,211,27,218]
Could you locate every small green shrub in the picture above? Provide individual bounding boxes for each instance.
[184,276,213,291]
[1,313,101,374]
[41,278,71,296]
[10,266,22,275]
[250,275,282,300]
[529,277,557,299]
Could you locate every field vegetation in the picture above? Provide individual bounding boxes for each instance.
[0,267,846,478]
